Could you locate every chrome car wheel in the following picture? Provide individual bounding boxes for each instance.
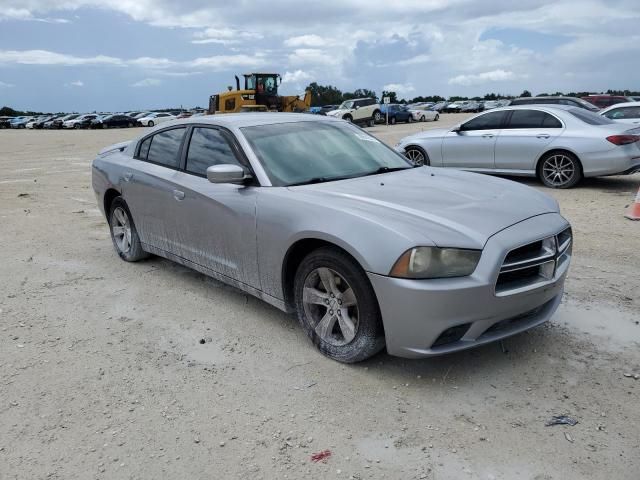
[302,267,358,346]
[541,153,579,188]
[405,146,429,166]
[111,206,132,254]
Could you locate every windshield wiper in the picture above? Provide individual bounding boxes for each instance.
[361,166,415,177]
[288,177,334,186]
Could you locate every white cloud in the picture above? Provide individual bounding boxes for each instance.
[131,78,161,87]
[288,48,340,66]
[282,70,313,83]
[397,54,430,66]
[382,83,416,94]
[284,34,327,48]
[0,50,123,66]
[0,80,15,88]
[448,69,524,86]
[67,80,84,87]
[192,27,263,45]
[187,54,267,71]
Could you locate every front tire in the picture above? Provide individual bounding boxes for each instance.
[109,197,149,262]
[434,114,439,121]
[294,248,385,363]
[373,110,382,122]
[147,120,154,127]
[407,116,413,123]
[390,116,396,125]
[404,145,430,166]
[538,151,582,188]
[343,114,353,123]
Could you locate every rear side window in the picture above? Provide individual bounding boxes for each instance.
[507,110,562,128]
[461,111,507,130]
[185,127,242,176]
[138,137,151,160]
[145,128,186,168]
[604,106,640,119]
[569,108,615,125]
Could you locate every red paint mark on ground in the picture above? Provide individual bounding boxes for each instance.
[311,449,332,463]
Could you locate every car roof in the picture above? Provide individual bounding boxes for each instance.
[600,101,640,112]
[163,112,339,129]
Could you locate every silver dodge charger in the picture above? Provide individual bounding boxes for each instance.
[92,113,572,362]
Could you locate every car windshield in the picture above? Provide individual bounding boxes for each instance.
[568,108,615,125]
[241,121,413,187]
[339,101,354,109]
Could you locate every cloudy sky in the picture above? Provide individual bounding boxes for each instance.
[0,0,639,112]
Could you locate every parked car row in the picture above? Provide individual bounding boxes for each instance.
[0,110,207,130]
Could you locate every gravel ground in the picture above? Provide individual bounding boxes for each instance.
[1,115,639,480]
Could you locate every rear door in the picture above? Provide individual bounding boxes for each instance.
[442,110,507,169]
[494,109,564,172]
[122,127,188,252]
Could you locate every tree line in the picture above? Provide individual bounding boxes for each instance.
[305,83,640,107]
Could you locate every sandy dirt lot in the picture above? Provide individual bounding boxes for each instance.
[1,115,639,480]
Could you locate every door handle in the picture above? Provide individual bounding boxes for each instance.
[536,134,550,139]
[173,190,185,201]
[123,172,133,182]
[481,133,494,138]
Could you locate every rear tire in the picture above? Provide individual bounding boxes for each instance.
[390,116,396,125]
[108,197,149,262]
[537,151,582,189]
[343,114,353,123]
[148,120,154,127]
[373,110,382,122]
[407,116,413,123]
[294,247,385,363]
[434,114,439,121]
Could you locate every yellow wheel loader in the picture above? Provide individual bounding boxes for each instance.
[207,73,311,114]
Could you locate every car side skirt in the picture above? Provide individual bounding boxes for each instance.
[142,243,291,313]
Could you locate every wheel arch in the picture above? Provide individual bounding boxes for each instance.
[103,188,122,218]
[535,147,583,179]
[281,237,370,310]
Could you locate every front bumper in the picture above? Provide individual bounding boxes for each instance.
[369,213,570,358]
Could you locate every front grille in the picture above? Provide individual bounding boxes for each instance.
[496,227,572,295]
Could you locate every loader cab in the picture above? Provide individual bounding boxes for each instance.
[245,73,281,110]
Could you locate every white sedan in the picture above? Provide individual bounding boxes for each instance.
[410,109,439,122]
[137,112,176,127]
[600,102,640,125]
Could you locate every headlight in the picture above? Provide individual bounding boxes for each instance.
[390,247,481,279]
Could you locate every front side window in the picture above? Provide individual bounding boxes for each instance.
[241,121,412,187]
[506,110,562,129]
[461,111,507,131]
[185,128,242,176]
[145,128,185,168]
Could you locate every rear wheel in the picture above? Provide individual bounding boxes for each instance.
[373,110,382,122]
[343,114,353,123]
[420,115,426,122]
[404,145,430,166]
[538,151,582,188]
[128,122,134,128]
[148,120,154,127]
[434,114,439,121]
[390,116,396,125]
[294,247,385,363]
[108,197,149,262]
[407,116,413,123]
[367,118,375,127]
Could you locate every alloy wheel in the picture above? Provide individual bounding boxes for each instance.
[302,267,359,347]
[405,148,425,166]
[542,154,576,187]
[111,207,132,254]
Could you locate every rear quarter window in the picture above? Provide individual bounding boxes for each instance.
[569,108,615,125]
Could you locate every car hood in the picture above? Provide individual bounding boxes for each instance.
[325,109,350,116]
[288,167,559,249]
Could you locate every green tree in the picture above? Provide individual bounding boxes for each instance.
[520,90,532,97]
[305,82,343,107]
[380,90,398,103]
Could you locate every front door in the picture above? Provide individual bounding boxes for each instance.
[442,110,508,169]
[172,126,259,287]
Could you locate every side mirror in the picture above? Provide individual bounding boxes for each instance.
[451,126,462,133]
[206,164,251,185]
[354,105,360,110]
